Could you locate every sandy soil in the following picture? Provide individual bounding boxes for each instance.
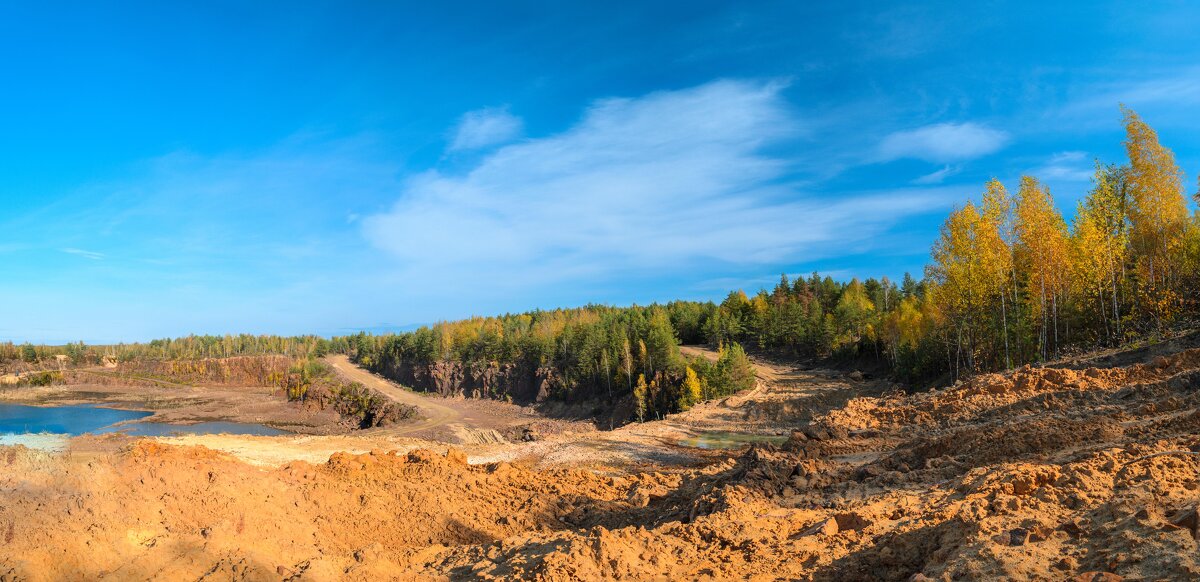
[678,345,892,433]
[2,342,1200,580]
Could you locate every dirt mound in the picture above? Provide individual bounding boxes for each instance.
[0,442,682,579]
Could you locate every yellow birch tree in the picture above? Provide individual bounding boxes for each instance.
[1122,106,1190,323]
[926,202,994,374]
[978,179,1016,367]
[1070,163,1130,343]
[1014,176,1071,360]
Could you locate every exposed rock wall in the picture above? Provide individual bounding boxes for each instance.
[373,359,565,404]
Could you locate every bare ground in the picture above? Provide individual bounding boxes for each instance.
[2,342,1199,579]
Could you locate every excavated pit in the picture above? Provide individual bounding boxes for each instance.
[0,345,1199,580]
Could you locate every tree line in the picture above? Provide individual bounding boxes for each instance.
[344,305,756,421]
[4,107,1196,420]
[692,107,1200,382]
[0,334,331,366]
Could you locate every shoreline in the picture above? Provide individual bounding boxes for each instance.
[0,380,352,435]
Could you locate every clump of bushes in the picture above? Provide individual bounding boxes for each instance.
[282,359,416,428]
[18,371,63,387]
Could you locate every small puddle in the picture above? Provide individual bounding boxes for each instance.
[0,433,71,453]
[677,431,788,450]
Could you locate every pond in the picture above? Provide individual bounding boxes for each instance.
[0,403,151,435]
[677,431,789,450]
[0,403,285,438]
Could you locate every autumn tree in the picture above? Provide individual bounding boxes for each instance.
[620,337,634,394]
[1122,106,1191,324]
[926,198,1010,374]
[834,279,875,351]
[678,366,702,411]
[1070,163,1130,344]
[1184,196,1200,310]
[633,373,648,422]
[1014,176,1071,360]
[980,179,1017,367]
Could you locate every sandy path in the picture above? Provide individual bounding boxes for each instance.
[675,345,883,434]
[325,354,464,435]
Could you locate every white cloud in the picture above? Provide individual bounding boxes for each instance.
[448,107,523,151]
[61,248,105,260]
[878,122,1010,163]
[1035,151,1093,182]
[912,164,960,185]
[363,80,962,287]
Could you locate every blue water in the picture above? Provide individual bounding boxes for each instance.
[0,403,151,435]
[0,403,284,436]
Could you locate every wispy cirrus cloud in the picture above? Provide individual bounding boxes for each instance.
[61,248,105,260]
[1065,67,1200,114]
[364,80,962,288]
[1034,151,1093,182]
[878,122,1010,163]
[1044,67,1200,133]
[912,164,961,185]
[448,106,523,151]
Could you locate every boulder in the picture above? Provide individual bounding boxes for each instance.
[833,512,871,532]
[799,518,838,537]
[1167,507,1200,540]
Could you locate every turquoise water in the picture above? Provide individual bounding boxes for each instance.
[0,403,151,435]
[0,403,284,436]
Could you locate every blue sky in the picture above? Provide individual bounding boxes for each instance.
[2,1,1199,343]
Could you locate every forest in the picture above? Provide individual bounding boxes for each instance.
[0,334,330,365]
[4,108,1198,422]
[343,306,757,422]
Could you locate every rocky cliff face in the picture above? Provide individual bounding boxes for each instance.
[114,356,293,386]
[374,360,564,404]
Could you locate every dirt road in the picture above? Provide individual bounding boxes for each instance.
[325,354,463,435]
[675,345,884,433]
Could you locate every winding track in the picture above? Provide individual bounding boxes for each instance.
[324,355,463,435]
